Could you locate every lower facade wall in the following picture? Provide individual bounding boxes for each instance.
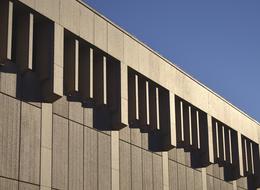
[0,71,249,190]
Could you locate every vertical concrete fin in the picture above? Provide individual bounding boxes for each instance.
[169,93,177,147]
[0,0,13,62]
[237,133,244,176]
[188,106,192,146]
[156,87,160,130]
[90,48,94,98]
[138,77,149,130]
[103,56,107,105]
[216,122,220,159]
[75,39,79,92]
[196,110,201,149]
[64,36,78,94]
[93,52,105,106]
[15,12,34,72]
[180,101,184,142]
[28,13,34,70]
[244,139,248,173]
[228,129,233,164]
[120,63,128,125]
[146,81,150,125]
[148,83,159,131]
[207,114,214,163]
[79,45,93,101]
[53,23,64,97]
[128,70,138,124]
[250,142,254,174]
[135,74,139,120]
[222,126,226,162]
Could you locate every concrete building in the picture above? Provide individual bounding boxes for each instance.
[0,0,259,189]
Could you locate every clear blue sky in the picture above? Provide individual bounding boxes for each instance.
[84,0,260,122]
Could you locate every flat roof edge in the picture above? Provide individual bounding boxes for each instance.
[77,0,259,126]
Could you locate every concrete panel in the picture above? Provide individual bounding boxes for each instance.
[20,103,41,184]
[0,177,18,190]
[153,153,163,190]
[179,75,208,112]
[138,44,149,77]
[141,132,149,150]
[60,0,80,34]
[19,182,39,190]
[35,0,60,22]
[186,167,194,190]
[53,96,68,118]
[79,4,94,43]
[119,125,130,142]
[119,141,131,190]
[94,15,107,51]
[98,132,111,190]
[0,72,17,97]
[142,150,153,190]
[84,108,93,128]
[207,175,214,190]
[111,131,119,190]
[0,94,20,179]
[108,23,124,60]
[177,164,187,190]
[0,0,13,62]
[194,170,202,190]
[208,93,226,125]
[131,146,143,190]
[168,160,178,190]
[162,152,169,190]
[159,59,173,90]
[52,115,68,190]
[131,128,142,147]
[237,177,248,189]
[69,101,84,124]
[84,127,98,190]
[213,178,221,190]
[177,148,186,165]
[168,148,177,161]
[18,0,35,8]
[69,121,84,190]
[124,34,139,70]
[149,53,160,84]
[40,104,52,188]
[202,168,207,190]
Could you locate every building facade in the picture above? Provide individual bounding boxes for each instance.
[0,0,259,189]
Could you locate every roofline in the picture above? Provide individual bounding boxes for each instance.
[77,0,259,126]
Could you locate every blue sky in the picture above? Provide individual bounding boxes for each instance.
[84,0,260,122]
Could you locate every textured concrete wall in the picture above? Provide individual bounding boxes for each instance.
[0,0,259,189]
[0,91,249,189]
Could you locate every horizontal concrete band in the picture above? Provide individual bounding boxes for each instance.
[0,0,260,188]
